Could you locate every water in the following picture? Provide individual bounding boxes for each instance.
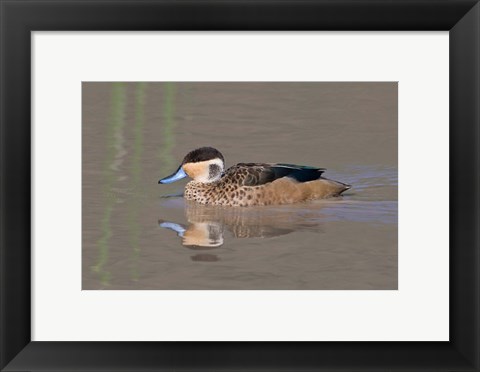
[82,82,397,290]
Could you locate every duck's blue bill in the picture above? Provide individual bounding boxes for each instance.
[158,166,187,184]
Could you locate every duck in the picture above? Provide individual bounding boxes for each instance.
[158,147,350,207]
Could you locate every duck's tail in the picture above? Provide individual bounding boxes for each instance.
[333,179,351,195]
[303,178,351,199]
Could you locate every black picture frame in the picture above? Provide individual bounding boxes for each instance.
[1,1,479,371]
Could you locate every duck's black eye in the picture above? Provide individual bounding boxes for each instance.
[209,164,222,179]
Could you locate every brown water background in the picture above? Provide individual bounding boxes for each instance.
[82,82,397,290]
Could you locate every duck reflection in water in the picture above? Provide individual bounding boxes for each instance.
[159,200,326,261]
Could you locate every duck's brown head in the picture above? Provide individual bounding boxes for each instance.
[158,147,225,184]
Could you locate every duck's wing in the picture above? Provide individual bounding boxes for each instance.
[225,163,326,187]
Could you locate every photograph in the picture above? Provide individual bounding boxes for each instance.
[82,82,398,290]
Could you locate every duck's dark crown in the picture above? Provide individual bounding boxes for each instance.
[183,147,224,164]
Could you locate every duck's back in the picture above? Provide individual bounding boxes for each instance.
[224,163,326,186]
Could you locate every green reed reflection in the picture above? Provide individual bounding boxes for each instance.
[92,82,127,286]
[128,82,147,281]
[158,83,176,173]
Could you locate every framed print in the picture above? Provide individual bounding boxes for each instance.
[1,1,479,371]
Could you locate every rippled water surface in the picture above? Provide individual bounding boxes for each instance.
[82,82,397,290]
